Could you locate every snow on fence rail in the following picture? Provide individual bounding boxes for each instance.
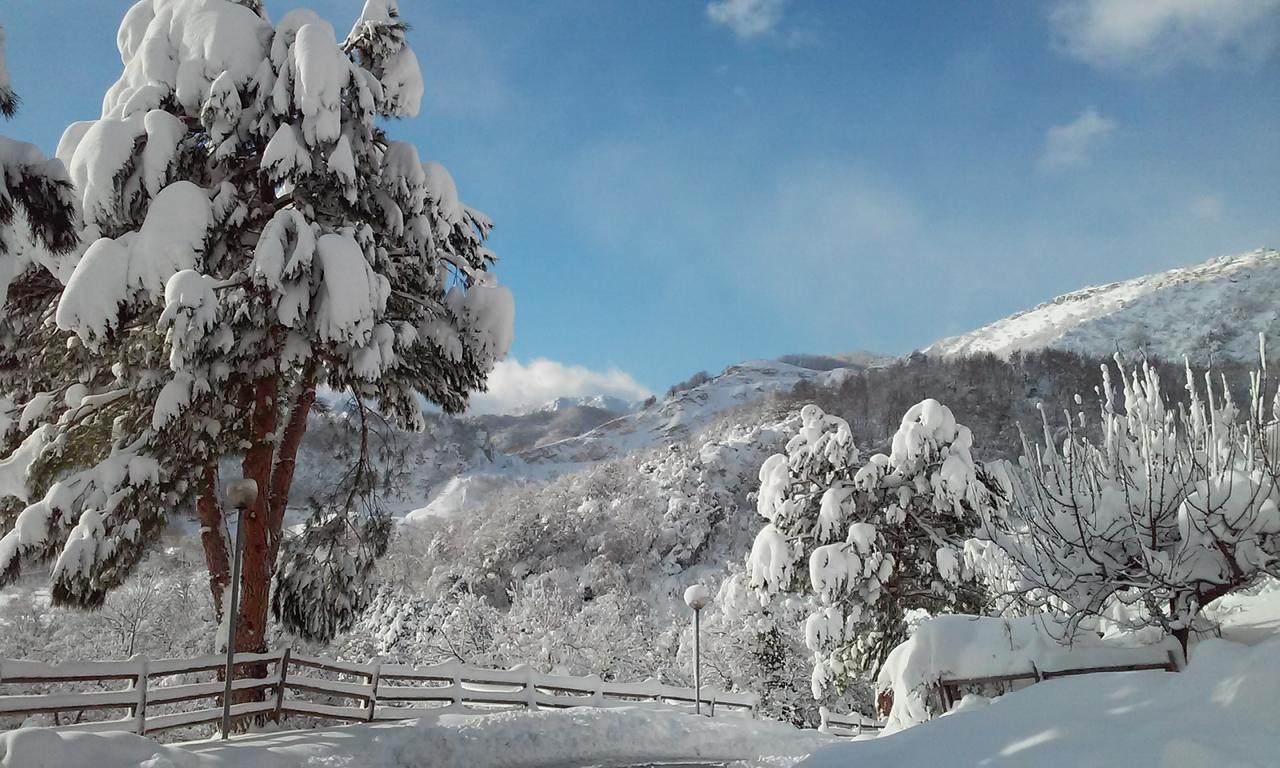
[818,706,884,737]
[933,650,1181,713]
[818,651,1181,737]
[0,649,756,736]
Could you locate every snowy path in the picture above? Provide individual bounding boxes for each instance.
[554,763,732,768]
[1,708,832,768]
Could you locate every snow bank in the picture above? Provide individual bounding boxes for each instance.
[800,637,1280,768]
[0,707,832,768]
[877,614,1178,731]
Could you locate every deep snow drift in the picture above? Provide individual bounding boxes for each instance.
[799,637,1280,768]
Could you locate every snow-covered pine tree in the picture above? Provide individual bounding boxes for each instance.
[0,0,514,661]
[748,402,1004,699]
[0,26,13,119]
[0,24,81,280]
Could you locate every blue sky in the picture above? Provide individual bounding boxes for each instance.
[5,0,1280,411]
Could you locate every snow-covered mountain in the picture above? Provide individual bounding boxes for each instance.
[534,395,635,414]
[927,248,1280,363]
[293,249,1280,524]
[389,358,866,520]
[520,360,860,464]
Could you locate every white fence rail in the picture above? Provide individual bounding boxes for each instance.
[0,650,756,736]
[818,706,884,737]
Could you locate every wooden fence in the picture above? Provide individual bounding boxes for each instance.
[0,650,756,736]
[932,649,1181,712]
[818,706,884,737]
[820,650,1181,736]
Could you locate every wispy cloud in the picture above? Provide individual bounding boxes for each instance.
[1050,0,1280,72]
[1040,108,1116,169]
[707,0,787,40]
[467,358,652,415]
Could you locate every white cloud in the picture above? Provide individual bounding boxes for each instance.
[1050,0,1280,72]
[707,0,787,40]
[1040,108,1116,169]
[467,358,652,415]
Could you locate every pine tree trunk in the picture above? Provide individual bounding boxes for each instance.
[266,370,317,566]
[234,375,279,704]
[196,464,230,622]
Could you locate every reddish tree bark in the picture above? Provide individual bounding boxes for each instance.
[237,375,278,657]
[266,370,317,565]
[220,371,319,711]
[196,463,230,621]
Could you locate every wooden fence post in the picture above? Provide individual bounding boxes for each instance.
[524,666,539,711]
[366,661,382,722]
[451,668,462,708]
[273,647,292,722]
[133,655,149,735]
[1031,662,1043,683]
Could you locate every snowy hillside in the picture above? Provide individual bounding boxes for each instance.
[378,359,863,520]
[926,248,1280,363]
[522,360,859,464]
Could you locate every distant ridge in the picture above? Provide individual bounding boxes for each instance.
[926,248,1280,363]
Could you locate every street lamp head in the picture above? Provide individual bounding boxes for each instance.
[225,478,259,510]
[683,584,711,611]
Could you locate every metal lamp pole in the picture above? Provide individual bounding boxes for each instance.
[220,479,258,741]
[683,585,710,716]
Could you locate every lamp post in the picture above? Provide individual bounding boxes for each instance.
[220,478,258,741]
[683,584,711,716]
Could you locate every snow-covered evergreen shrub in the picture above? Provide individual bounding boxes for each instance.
[0,0,512,651]
[698,569,871,726]
[748,400,1005,698]
[985,350,1280,651]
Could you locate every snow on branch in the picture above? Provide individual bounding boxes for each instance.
[982,348,1280,652]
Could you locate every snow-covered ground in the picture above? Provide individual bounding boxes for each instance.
[926,248,1280,363]
[6,627,1280,767]
[800,637,1280,768]
[0,708,831,768]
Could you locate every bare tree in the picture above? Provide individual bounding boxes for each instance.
[984,347,1280,654]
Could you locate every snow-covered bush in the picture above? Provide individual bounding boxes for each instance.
[748,400,1005,698]
[984,351,1280,652]
[0,0,512,656]
[697,569,871,726]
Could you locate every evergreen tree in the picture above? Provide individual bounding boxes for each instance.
[748,401,1004,698]
[0,0,514,665]
[0,24,81,280]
